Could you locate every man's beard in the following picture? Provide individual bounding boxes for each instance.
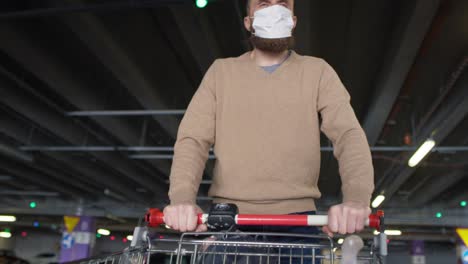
[249,35,295,53]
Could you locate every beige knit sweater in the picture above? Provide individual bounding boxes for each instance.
[168,50,374,214]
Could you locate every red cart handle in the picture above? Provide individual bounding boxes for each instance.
[145,208,384,231]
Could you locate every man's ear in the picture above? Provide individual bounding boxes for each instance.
[244,16,252,32]
[292,15,297,29]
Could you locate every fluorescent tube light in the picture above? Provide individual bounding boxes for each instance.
[97,229,110,236]
[374,230,402,236]
[408,139,436,167]
[0,216,16,222]
[372,195,385,208]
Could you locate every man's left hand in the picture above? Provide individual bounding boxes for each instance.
[322,201,371,237]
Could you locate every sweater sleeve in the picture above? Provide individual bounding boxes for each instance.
[168,60,218,205]
[317,60,374,205]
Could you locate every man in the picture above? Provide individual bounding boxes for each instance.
[164,0,374,240]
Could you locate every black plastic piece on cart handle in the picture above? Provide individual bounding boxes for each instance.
[378,210,385,232]
[206,203,239,231]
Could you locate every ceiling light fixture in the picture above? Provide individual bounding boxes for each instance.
[374,230,402,236]
[408,139,436,167]
[97,229,110,236]
[371,195,385,208]
[0,215,16,222]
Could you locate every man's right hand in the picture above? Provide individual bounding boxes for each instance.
[163,203,208,232]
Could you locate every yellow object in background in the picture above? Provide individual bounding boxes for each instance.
[456,228,468,247]
[64,216,80,233]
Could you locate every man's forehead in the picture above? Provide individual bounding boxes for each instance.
[251,0,293,4]
[247,0,295,17]
[249,0,294,13]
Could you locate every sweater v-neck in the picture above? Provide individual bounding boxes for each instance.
[242,50,298,79]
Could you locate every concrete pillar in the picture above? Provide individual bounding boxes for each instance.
[59,216,95,263]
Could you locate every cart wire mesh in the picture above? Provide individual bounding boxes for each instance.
[78,231,384,264]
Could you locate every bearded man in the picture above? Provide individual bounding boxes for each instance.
[164,0,374,256]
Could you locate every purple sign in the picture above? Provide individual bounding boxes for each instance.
[460,245,468,264]
[411,240,425,255]
[59,216,95,263]
[411,240,426,264]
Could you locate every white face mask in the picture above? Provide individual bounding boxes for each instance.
[252,5,294,39]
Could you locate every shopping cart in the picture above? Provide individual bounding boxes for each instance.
[77,203,387,264]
